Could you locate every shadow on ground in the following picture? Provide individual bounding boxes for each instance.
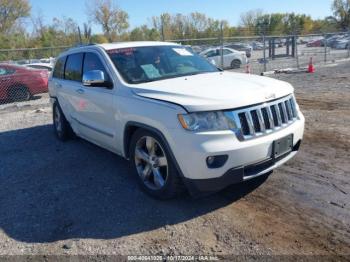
[0,125,268,243]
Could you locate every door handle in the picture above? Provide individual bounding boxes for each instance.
[55,82,62,88]
[76,88,85,94]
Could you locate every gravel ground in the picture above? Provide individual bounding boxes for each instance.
[0,61,349,260]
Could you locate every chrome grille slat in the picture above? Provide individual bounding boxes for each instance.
[281,102,288,123]
[285,100,293,121]
[256,109,266,132]
[245,112,256,136]
[228,95,299,141]
[289,98,297,118]
[266,106,275,129]
[274,104,283,126]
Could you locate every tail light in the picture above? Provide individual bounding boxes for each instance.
[39,70,49,78]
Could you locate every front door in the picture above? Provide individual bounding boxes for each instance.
[74,52,116,151]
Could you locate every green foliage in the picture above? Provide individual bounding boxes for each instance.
[329,0,350,29]
[0,0,30,34]
[87,0,129,42]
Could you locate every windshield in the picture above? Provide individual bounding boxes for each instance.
[107,45,219,84]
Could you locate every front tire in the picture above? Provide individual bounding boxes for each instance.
[53,102,73,141]
[129,129,184,199]
[231,59,242,69]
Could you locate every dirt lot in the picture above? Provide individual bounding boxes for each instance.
[0,61,349,259]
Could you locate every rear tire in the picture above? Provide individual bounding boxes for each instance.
[129,129,184,199]
[53,101,74,141]
[8,86,31,102]
[231,59,242,69]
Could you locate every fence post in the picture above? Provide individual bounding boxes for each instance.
[263,34,267,72]
[324,34,327,63]
[295,35,300,69]
[220,21,224,69]
[348,30,350,58]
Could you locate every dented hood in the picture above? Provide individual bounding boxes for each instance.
[130,71,294,112]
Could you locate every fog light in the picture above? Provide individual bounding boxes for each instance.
[206,155,228,169]
[207,156,215,165]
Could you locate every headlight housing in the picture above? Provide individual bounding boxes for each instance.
[178,111,237,132]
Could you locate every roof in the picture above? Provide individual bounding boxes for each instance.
[97,41,180,50]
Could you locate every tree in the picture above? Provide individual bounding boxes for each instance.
[87,0,129,42]
[83,23,92,43]
[329,0,350,30]
[239,9,263,35]
[0,0,30,34]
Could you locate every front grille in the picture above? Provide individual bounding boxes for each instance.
[226,95,299,141]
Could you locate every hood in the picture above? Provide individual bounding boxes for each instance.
[131,71,294,112]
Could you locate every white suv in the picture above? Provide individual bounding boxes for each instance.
[49,41,304,199]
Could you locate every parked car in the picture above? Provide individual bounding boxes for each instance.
[199,47,247,69]
[325,35,345,48]
[251,41,265,50]
[25,63,53,72]
[306,39,324,47]
[49,42,304,199]
[224,43,252,57]
[0,64,48,102]
[333,37,350,49]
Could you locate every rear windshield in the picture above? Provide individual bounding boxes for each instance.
[107,45,219,84]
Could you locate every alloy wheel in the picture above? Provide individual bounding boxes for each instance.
[134,136,168,190]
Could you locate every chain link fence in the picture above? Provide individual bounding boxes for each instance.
[170,31,350,75]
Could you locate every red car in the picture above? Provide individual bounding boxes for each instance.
[306,39,324,47]
[0,63,48,102]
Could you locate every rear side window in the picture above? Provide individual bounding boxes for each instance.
[53,56,66,79]
[83,52,110,82]
[205,50,217,57]
[65,53,83,82]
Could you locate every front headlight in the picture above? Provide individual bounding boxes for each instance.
[178,111,237,132]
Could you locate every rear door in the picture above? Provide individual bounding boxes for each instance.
[74,51,116,151]
[52,53,84,134]
[222,48,234,68]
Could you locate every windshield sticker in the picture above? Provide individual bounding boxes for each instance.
[141,64,161,78]
[172,48,193,56]
[107,48,135,55]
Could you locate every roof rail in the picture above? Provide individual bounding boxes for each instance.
[70,43,97,49]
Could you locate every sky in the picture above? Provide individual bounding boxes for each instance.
[29,0,334,33]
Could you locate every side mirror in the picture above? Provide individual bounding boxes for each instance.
[83,70,110,87]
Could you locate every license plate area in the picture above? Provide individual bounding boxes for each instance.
[273,134,293,159]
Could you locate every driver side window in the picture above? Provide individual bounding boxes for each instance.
[223,49,233,55]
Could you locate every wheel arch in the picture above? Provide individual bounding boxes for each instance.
[7,83,31,95]
[123,121,186,180]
